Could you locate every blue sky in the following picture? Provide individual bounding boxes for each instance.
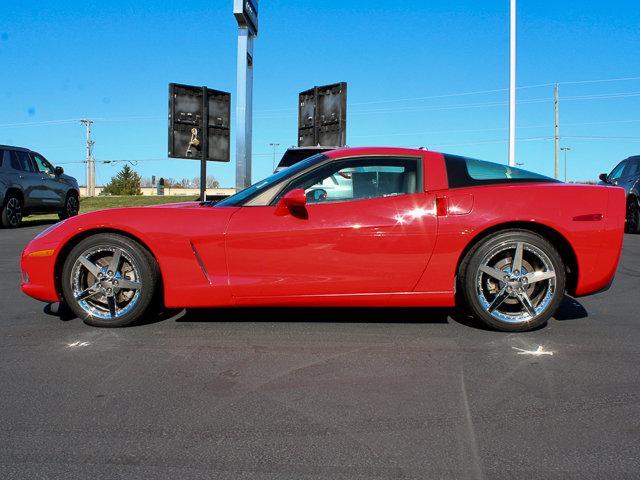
[1,0,639,187]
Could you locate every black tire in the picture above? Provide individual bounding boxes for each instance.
[1,192,23,228]
[58,192,80,220]
[459,229,566,332]
[61,233,160,327]
[626,197,640,234]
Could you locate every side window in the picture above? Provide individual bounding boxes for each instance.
[622,160,640,178]
[609,161,626,181]
[0,149,5,168]
[32,153,55,175]
[278,157,420,204]
[10,151,35,172]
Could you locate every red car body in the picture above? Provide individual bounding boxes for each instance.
[21,147,626,310]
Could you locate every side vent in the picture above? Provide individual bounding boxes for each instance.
[189,241,212,285]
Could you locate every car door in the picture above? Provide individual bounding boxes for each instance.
[224,156,438,298]
[8,150,44,209]
[31,152,65,206]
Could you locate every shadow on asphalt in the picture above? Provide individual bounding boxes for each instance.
[42,295,588,330]
[554,295,589,321]
[15,219,59,229]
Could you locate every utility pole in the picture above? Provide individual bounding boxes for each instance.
[80,119,95,196]
[554,84,560,179]
[269,143,280,171]
[508,0,516,166]
[561,147,571,182]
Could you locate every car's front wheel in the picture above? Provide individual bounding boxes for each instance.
[460,230,566,332]
[61,233,159,327]
[59,192,80,220]
[1,193,23,228]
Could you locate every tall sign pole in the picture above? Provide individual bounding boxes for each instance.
[554,84,560,179]
[234,0,258,191]
[508,0,516,166]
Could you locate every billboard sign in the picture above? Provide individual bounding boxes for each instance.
[234,0,259,36]
[298,82,347,147]
[168,83,231,162]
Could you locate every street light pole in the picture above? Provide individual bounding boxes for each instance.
[269,143,280,171]
[508,0,516,166]
[561,147,571,182]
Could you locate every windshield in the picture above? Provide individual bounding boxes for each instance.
[216,154,328,206]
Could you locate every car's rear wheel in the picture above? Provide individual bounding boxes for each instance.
[59,192,80,220]
[61,233,159,327]
[626,197,640,234]
[460,230,566,332]
[1,193,23,228]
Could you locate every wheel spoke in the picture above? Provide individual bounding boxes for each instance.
[78,256,100,276]
[108,248,122,273]
[525,270,556,284]
[517,291,537,317]
[488,286,510,312]
[117,278,141,290]
[75,286,99,301]
[480,265,507,282]
[106,296,117,318]
[512,242,524,273]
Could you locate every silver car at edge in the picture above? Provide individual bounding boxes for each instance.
[0,145,80,228]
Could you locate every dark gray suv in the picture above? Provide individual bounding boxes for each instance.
[0,145,80,228]
[599,155,640,234]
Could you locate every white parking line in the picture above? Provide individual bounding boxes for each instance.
[67,341,91,348]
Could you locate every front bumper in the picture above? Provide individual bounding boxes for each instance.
[20,243,61,303]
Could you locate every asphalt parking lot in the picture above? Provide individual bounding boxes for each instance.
[1,223,639,479]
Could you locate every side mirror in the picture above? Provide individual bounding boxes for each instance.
[276,188,307,217]
[54,166,64,176]
[280,188,307,208]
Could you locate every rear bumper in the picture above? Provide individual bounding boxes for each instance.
[573,187,625,297]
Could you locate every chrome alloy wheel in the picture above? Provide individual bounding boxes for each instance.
[475,241,556,324]
[6,197,22,226]
[70,246,142,320]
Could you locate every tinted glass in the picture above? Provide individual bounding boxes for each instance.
[10,151,35,172]
[32,153,55,174]
[445,154,557,188]
[609,161,626,181]
[216,154,327,206]
[277,157,420,204]
[0,149,4,167]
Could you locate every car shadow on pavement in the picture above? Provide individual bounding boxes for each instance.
[43,295,588,330]
[17,219,59,229]
[554,295,589,321]
[178,306,453,325]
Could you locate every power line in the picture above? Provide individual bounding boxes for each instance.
[3,75,640,128]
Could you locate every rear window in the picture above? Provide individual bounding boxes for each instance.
[444,154,558,188]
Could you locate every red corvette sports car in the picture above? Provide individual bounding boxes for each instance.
[21,147,626,331]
